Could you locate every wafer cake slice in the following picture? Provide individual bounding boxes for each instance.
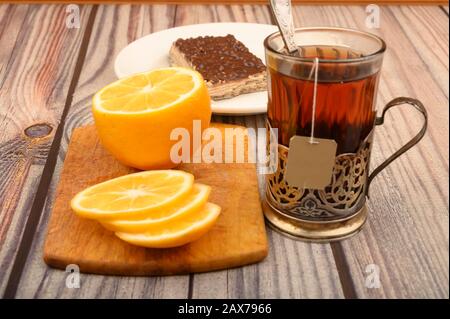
[169,34,267,100]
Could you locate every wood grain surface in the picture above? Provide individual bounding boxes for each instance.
[0,4,94,296]
[0,3,447,299]
[2,1,448,5]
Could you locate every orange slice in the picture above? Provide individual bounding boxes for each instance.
[101,183,211,232]
[71,170,194,219]
[115,203,221,248]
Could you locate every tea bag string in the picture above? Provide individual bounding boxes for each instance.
[309,57,319,145]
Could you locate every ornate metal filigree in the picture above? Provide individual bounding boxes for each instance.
[266,131,374,221]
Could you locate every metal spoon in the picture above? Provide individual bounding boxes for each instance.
[269,0,298,55]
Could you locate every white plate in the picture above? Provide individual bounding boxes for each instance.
[114,23,277,115]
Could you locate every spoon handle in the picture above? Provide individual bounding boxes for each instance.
[269,0,298,54]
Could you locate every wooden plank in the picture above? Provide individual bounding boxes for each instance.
[176,4,344,299]
[174,2,273,24]
[192,231,344,298]
[0,4,95,297]
[14,4,193,299]
[3,1,449,5]
[0,5,29,83]
[292,5,448,298]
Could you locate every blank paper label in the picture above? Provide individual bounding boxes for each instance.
[285,136,337,190]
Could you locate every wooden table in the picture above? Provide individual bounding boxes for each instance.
[0,3,448,299]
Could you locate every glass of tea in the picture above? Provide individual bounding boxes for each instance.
[263,27,427,241]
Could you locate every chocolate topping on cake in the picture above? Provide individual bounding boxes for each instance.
[173,34,266,84]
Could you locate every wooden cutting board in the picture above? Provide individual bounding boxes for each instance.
[43,123,268,275]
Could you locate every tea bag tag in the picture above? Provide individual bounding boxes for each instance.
[285,136,337,190]
[285,57,337,190]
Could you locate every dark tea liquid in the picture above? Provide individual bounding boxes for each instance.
[268,45,379,154]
